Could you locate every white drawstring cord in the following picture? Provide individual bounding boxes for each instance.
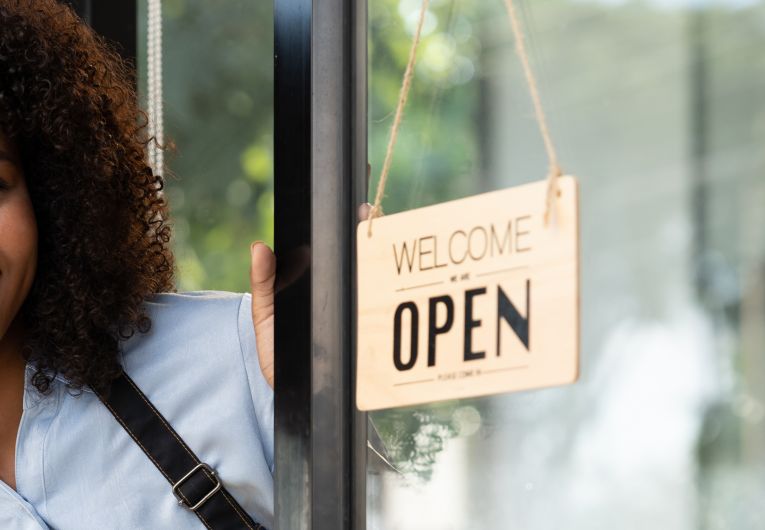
[147,0,164,176]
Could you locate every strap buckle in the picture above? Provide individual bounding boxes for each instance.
[172,463,222,511]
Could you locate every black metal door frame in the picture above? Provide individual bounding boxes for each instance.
[274,0,367,529]
[67,0,137,67]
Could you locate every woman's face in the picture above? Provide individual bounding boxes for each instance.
[0,133,37,341]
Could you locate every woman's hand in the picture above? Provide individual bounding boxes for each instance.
[248,203,375,390]
[250,242,276,389]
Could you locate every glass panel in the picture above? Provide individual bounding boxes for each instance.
[137,0,274,291]
[366,1,765,529]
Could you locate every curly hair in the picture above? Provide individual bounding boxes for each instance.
[0,0,175,395]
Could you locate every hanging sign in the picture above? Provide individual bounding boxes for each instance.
[356,176,579,411]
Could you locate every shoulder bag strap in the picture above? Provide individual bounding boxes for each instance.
[94,370,264,530]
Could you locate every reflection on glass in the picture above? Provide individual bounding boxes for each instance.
[367,1,765,529]
[138,0,274,292]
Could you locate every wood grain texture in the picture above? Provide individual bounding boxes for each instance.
[356,176,580,411]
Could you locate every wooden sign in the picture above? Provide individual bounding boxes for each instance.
[356,176,579,411]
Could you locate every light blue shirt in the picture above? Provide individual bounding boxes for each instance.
[0,291,274,529]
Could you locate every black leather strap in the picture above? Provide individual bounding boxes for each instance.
[94,371,264,530]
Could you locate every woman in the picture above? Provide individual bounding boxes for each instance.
[0,0,278,527]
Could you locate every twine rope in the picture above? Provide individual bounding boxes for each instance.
[502,0,561,223]
[366,0,564,234]
[367,0,431,236]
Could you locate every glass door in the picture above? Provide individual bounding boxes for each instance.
[365,1,765,529]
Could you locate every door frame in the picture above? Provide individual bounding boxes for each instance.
[274,0,368,528]
[68,0,137,67]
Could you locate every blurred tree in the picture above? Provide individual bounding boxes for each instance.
[139,0,274,292]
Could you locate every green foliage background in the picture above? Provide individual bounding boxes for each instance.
[139,0,274,293]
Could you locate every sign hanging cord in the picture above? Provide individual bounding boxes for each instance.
[502,0,562,224]
[366,0,563,236]
[367,0,431,236]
